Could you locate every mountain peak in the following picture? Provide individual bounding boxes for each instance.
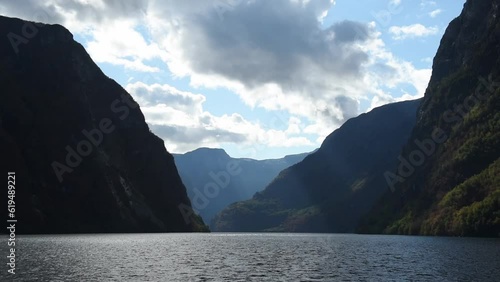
[185,147,230,158]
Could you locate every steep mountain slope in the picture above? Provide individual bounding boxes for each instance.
[358,0,500,237]
[0,16,207,233]
[173,148,309,224]
[212,100,420,232]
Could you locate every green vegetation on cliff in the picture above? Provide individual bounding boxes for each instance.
[358,0,500,237]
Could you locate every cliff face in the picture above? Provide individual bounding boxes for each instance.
[212,100,420,232]
[173,148,309,225]
[359,0,500,237]
[0,16,207,233]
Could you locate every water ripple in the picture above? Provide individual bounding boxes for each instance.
[1,233,499,281]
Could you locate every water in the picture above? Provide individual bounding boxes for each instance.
[1,233,499,281]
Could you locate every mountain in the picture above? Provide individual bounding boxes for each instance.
[212,99,420,232]
[0,16,207,233]
[173,148,309,224]
[358,0,500,237]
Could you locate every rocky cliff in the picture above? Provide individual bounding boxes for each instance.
[0,16,207,233]
[359,0,500,237]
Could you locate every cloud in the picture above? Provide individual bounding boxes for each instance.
[428,9,442,18]
[0,0,433,150]
[158,2,372,89]
[126,82,313,153]
[85,21,166,72]
[421,57,433,63]
[420,0,437,9]
[0,0,148,30]
[127,83,205,114]
[389,24,439,40]
[0,0,161,72]
[144,1,429,139]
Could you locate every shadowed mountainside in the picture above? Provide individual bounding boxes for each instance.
[213,99,420,232]
[0,16,207,233]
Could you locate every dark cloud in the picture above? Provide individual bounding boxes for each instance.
[314,95,359,125]
[334,95,359,121]
[177,0,374,91]
[329,20,373,43]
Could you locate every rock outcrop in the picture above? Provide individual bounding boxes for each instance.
[0,16,207,233]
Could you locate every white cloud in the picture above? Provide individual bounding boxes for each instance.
[126,82,313,153]
[421,57,433,63]
[0,0,433,151]
[389,24,439,40]
[0,0,163,72]
[143,2,431,141]
[420,0,437,8]
[358,33,431,110]
[85,21,166,72]
[428,9,442,18]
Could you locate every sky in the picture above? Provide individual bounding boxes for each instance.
[0,0,466,159]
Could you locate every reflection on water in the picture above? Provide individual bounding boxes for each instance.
[1,233,499,281]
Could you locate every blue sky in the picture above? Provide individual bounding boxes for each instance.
[1,0,465,159]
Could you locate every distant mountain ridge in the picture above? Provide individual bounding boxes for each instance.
[212,99,420,232]
[173,148,310,225]
[0,15,207,233]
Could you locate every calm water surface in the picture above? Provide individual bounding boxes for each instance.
[1,233,499,281]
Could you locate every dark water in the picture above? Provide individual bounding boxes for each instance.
[1,233,499,281]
